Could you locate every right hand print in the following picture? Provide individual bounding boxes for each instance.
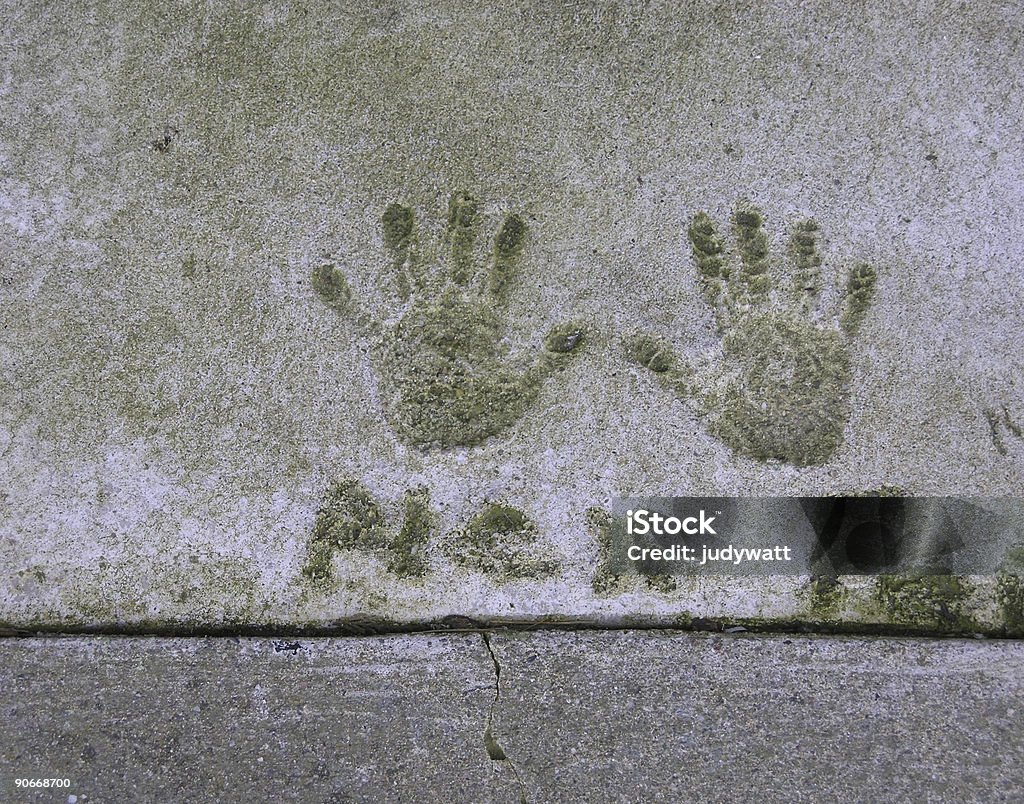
[626,200,877,467]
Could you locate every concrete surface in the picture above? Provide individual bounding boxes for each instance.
[2,630,1023,802]
[0,634,520,803]
[490,630,1024,802]
[2,0,1023,631]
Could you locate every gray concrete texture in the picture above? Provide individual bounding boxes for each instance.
[2,631,1023,802]
[1,1,1023,631]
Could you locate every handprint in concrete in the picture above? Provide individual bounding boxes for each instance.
[626,201,877,466]
[312,192,585,448]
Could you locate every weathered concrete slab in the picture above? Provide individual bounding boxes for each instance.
[488,630,1024,803]
[0,634,520,803]
[1,1,1023,631]
[2,631,1023,802]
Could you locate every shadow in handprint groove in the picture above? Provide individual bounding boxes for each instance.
[627,201,878,467]
[313,192,585,449]
[984,405,1023,456]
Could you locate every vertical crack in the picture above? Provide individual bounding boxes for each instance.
[482,632,528,804]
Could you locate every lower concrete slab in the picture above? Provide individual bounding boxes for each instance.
[0,635,518,804]
[488,631,1024,803]
[2,631,1023,803]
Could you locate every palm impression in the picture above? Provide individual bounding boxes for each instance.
[627,201,877,466]
[313,192,584,449]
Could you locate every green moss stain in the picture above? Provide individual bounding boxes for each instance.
[841,262,878,334]
[442,503,559,582]
[302,479,386,585]
[1002,545,1024,573]
[475,504,528,533]
[544,321,586,354]
[587,507,674,595]
[715,312,851,465]
[996,575,1024,632]
[382,202,415,254]
[628,200,879,467]
[807,575,844,620]
[311,262,352,311]
[624,333,673,373]
[788,219,822,309]
[688,212,727,280]
[687,211,728,312]
[874,574,975,631]
[385,296,545,447]
[302,479,436,589]
[314,479,386,551]
[446,191,481,285]
[382,202,417,299]
[490,213,526,297]
[387,486,434,578]
[732,202,770,299]
[644,573,677,594]
[311,191,585,449]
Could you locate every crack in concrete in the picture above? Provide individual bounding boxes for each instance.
[482,633,528,804]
